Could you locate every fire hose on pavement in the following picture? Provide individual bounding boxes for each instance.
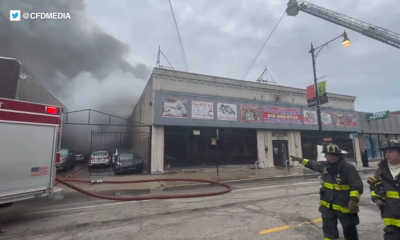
[54,166,233,201]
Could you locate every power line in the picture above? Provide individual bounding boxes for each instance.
[168,0,189,72]
[242,9,287,80]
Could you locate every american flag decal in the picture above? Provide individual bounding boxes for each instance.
[31,166,49,176]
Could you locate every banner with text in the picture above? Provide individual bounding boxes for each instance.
[162,97,188,118]
[263,106,302,124]
[303,110,318,125]
[192,101,214,119]
[321,111,333,125]
[241,105,261,122]
[306,85,316,107]
[317,80,329,105]
[217,103,237,121]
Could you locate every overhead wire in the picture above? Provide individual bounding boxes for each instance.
[242,9,287,80]
[168,0,190,71]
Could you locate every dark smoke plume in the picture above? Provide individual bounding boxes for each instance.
[0,0,150,117]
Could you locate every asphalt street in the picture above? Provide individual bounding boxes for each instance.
[0,172,385,240]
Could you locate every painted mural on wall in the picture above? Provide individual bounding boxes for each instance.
[303,110,318,125]
[345,114,358,127]
[240,105,260,122]
[321,112,333,125]
[217,103,237,121]
[263,106,302,124]
[332,112,345,126]
[162,97,188,118]
[192,101,214,119]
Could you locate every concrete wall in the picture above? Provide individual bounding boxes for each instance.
[152,68,356,110]
[359,112,400,134]
[130,75,154,172]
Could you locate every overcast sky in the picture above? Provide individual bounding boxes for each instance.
[1,0,399,116]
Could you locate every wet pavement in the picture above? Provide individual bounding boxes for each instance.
[0,172,386,240]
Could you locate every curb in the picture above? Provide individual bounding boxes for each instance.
[161,168,377,191]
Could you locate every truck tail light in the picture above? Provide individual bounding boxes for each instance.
[55,152,61,163]
[46,106,58,115]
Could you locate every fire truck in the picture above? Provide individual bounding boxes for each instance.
[0,57,64,206]
[0,97,62,205]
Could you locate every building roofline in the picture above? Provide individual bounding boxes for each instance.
[153,68,356,101]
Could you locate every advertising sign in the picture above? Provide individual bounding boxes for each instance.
[217,103,237,121]
[263,106,302,124]
[346,114,358,127]
[240,105,260,122]
[306,85,316,107]
[162,97,188,118]
[192,101,214,119]
[367,110,389,121]
[332,112,345,126]
[320,112,333,125]
[303,110,318,125]
[317,80,329,105]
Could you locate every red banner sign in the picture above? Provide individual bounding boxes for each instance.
[346,114,358,127]
[263,106,302,124]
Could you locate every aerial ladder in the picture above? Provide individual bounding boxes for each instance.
[286,0,400,49]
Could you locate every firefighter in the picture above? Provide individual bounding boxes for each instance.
[290,143,363,240]
[367,138,400,240]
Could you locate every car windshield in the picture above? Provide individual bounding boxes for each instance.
[92,151,108,156]
[58,149,68,156]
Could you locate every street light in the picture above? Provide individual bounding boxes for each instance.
[309,31,350,144]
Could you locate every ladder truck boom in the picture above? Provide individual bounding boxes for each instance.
[286,0,400,49]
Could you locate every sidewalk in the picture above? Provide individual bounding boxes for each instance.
[56,161,378,194]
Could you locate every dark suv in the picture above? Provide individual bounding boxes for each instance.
[56,149,76,171]
[113,149,143,174]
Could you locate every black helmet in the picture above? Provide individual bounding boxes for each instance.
[322,143,344,155]
[379,138,400,151]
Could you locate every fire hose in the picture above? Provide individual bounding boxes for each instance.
[54,166,232,201]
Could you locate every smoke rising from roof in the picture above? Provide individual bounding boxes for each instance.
[0,0,150,118]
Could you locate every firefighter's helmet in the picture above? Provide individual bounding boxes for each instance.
[379,138,400,151]
[322,143,345,155]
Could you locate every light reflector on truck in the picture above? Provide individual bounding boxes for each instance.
[45,106,57,115]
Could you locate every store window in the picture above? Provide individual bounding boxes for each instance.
[370,134,382,159]
[363,135,373,159]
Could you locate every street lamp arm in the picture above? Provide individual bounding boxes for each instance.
[309,33,345,61]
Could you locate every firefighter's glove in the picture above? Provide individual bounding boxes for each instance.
[372,197,385,211]
[348,200,359,213]
[289,156,303,163]
[367,176,380,187]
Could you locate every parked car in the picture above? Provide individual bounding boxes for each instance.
[112,148,132,166]
[89,151,111,167]
[56,149,76,171]
[114,151,144,174]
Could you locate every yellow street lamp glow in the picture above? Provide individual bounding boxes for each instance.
[342,32,350,47]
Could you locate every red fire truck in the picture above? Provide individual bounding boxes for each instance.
[0,97,62,205]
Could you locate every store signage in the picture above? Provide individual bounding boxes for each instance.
[263,106,302,124]
[367,111,389,121]
[346,114,358,127]
[241,105,261,122]
[216,103,237,121]
[303,110,318,125]
[162,97,188,118]
[192,101,214,119]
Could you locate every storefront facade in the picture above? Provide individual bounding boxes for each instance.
[358,112,400,160]
[130,68,360,173]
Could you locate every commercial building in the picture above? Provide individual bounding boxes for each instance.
[358,111,400,160]
[131,68,361,174]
